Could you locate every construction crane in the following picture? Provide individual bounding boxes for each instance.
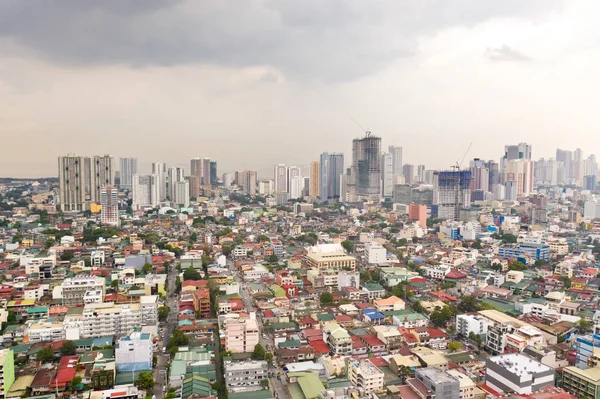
[350,118,371,136]
[451,142,472,171]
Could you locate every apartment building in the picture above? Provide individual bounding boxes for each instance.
[456,314,492,338]
[224,318,259,353]
[224,360,268,393]
[0,349,15,399]
[140,295,159,326]
[78,303,144,338]
[486,354,554,394]
[322,322,352,356]
[347,359,384,393]
[415,368,460,399]
[61,275,105,306]
[115,332,153,372]
[562,366,600,399]
[27,320,65,343]
[446,369,476,399]
[20,252,56,278]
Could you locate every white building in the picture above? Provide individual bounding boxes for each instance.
[100,185,120,226]
[338,271,360,290]
[485,353,554,394]
[152,162,167,201]
[65,302,151,339]
[132,174,160,210]
[115,332,153,371]
[456,314,492,338]
[140,295,159,326]
[27,320,65,343]
[347,359,384,393]
[119,157,137,191]
[224,360,268,393]
[364,242,387,264]
[60,275,105,306]
[173,181,190,208]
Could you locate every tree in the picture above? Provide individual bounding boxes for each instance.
[412,301,425,314]
[252,344,266,360]
[60,340,77,356]
[60,251,74,261]
[36,347,54,363]
[508,261,527,271]
[458,295,480,313]
[559,275,572,289]
[260,379,269,389]
[158,306,170,322]
[222,244,234,256]
[470,240,482,249]
[183,267,201,281]
[341,240,354,253]
[430,306,453,327]
[189,233,198,243]
[167,330,189,354]
[111,280,119,290]
[534,259,547,267]
[142,263,153,274]
[320,292,333,305]
[501,233,518,244]
[448,341,463,352]
[578,319,593,334]
[136,371,154,391]
[258,235,270,242]
[266,254,278,263]
[71,376,82,391]
[265,351,274,364]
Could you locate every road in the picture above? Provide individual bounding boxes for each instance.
[230,260,289,399]
[152,260,179,399]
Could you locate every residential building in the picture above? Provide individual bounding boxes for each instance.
[115,332,153,372]
[562,366,600,399]
[364,242,387,264]
[132,174,160,210]
[347,359,384,393]
[408,203,427,229]
[322,322,352,355]
[309,161,320,198]
[119,157,137,190]
[173,181,190,208]
[0,349,15,399]
[236,170,257,196]
[100,185,119,226]
[485,353,554,394]
[224,318,259,353]
[415,367,460,399]
[446,369,476,399]
[381,152,394,198]
[167,167,185,200]
[224,360,268,393]
[77,302,146,338]
[432,170,472,221]
[61,275,105,306]
[152,161,167,201]
[320,153,345,201]
[274,164,288,193]
[456,314,492,338]
[350,133,382,201]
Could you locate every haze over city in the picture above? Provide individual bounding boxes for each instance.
[2,1,600,177]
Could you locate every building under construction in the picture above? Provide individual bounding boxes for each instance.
[350,133,382,201]
[432,170,472,221]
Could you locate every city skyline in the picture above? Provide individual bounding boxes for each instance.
[3,2,600,177]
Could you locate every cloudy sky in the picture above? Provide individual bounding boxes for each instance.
[1,0,600,178]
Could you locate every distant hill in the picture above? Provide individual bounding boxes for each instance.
[0,177,59,183]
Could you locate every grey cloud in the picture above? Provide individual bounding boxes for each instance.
[0,0,558,81]
[486,45,532,62]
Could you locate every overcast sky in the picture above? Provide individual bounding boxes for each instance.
[2,0,600,179]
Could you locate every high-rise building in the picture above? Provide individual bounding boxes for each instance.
[100,186,119,226]
[503,159,534,198]
[350,133,382,201]
[236,170,257,196]
[402,164,415,185]
[273,164,288,193]
[380,153,393,198]
[167,167,185,200]
[585,175,597,191]
[504,143,532,160]
[119,157,137,191]
[210,161,218,186]
[287,166,301,193]
[408,203,427,229]
[556,149,573,185]
[151,162,167,201]
[201,158,211,186]
[222,173,232,188]
[132,174,160,210]
[470,159,489,192]
[585,155,598,178]
[309,161,320,198]
[574,148,584,187]
[58,155,87,211]
[173,181,190,208]
[190,158,203,198]
[58,154,113,211]
[289,175,304,199]
[258,180,274,196]
[389,146,403,184]
[416,165,426,183]
[534,158,558,186]
[432,170,472,221]
[320,153,344,202]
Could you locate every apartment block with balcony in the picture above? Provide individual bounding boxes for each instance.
[224,360,268,393]
[322,322,352,356]
[80,303,142,338]
[224,318,259,353]
[61,275,105,306]
[0,349,15,399]
[347,359,384,393]
[562,366,600,399]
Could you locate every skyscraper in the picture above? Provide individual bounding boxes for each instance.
[504,143,532,160]
[287,166,301,193]
[89,155,114,204]
[470,159,489,192]
[173,181,190,208]
[132,174,160,210]
[236,170,257,196]
[167,167,185,200]
[273,164,288,193]
[389,146,403,184]
[210,161,218,186]
[402,164,415,185]
[190,158,202,199]
[119,157,137,191]
[201,158,211,186]
[58,155,86,211]
[432,170,472,221]
[380,153,393,198]
[320,153,344,201]
[556,149,572,185]
[100,185,119,226]
[289,175,304,199]
[152,162,167,201]
[309,161,320,198]
[351,133,382,201]
[504,159,534,197]
[573,148,584,187]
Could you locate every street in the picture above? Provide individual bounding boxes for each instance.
[152,260,179,399]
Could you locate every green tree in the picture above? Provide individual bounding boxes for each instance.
[458,295,480,313]
[60,340,77,356]
[60,251,74,261]
[167,330,189,354]
[36,347,54,363]
[341,240,354,253]
[189,233,198,243]
[320,292,333,305]
[508,261,527,271]
[470,240,483,249]
[70,376,82,391]
[183,267,201,281]
[412,301,425,314]
[501,233,518,244]
[252,344,266,360]
[258,235,270,242]
[430,306,453,327]
[158,306,170,322]
[222,244,234,256]
[111,280,119,290]
[260,379,269,389]
[266,254,278,263]
[142,263,153,274]
[448,341,463,352]
[559,275,572,289]
[165,388,177,399]
[45,238,56,249]
[578,319,593,334]
[136,371,154,390]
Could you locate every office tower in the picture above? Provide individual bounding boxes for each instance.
[100,186,119,226]
[470,159,489,192]
[416,165,426,183]
[151,162,167,201]
[201,158,211,186]
[556,149,573,185]
[287,166,301,193]
[190,158,202,177]
[503,159,534,197]
[424,170,435,185]
[585,175,597,191]
[236,170,257,196]
[223,173,232,188]
[132,174,160,210]
[89,155,114,204]
[258,180,275,196]
[289,176,304,199]
[119,157,137,190]
[58,155,87,211]
[504,143,532,160]
[351,133,382,201]
[273,164,288,193]
[167,167,185,200]
[504,181,517,200]
[534,158,557,185]
[574,148,584,186]
[190,158,202,198]
[173,181,190,208]
[403,164,415,185]
[210,161,218,186]
[380,153,393,198]
[303,177,310,197]
[432,170,472,221]
[309,161,320,198]
[585,155,598,177]
[320,153,345,202]
[389,146,403,184]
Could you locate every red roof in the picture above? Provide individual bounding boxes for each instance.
[369,356,389,367]
[445,269,467,279]
[298,317,317,326]
[426,328,447,339]
[310,340,331,354]
[263,309,275,318]
[358,334,385,347]
[183,280,208,288]
[429,291,458,302]
[303,329,323,338]
[230,298,245,311]
[335,314,353,323]
[351,336,366,348]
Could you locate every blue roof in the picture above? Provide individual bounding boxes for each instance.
[362,308,385,319]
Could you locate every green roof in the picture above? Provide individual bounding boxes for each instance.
[269,322,298,332]
[482,298,520,315]
[316,313,335,322]
[11,344,31,354]
[288,372,324,399]
[27,307,48,314]
[181,375,216,398]
[229,391,274,399]
[362,282,385,291]
[278,339,301,349]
